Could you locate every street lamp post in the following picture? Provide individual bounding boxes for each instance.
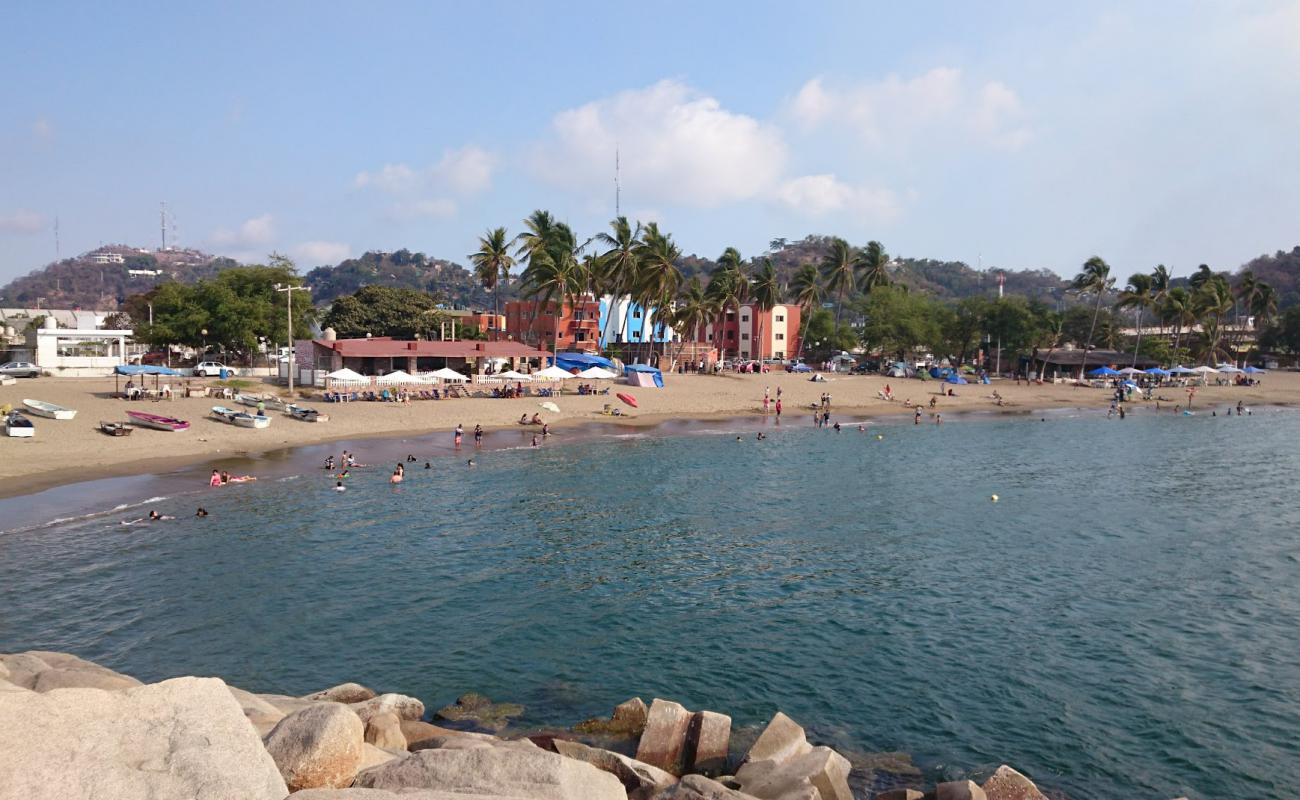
[274,283,310,395]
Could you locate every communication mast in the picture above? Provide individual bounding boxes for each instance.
[160,202,167,250]
[614,143,621,218]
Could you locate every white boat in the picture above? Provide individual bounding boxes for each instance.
[285,403,328,423]
[211,405,272,429]
[4,412,34,437]
[236,393,288,412]
[22,399,77,420]
[0,376,14,386]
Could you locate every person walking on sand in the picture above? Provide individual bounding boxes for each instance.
[454,424,464,448]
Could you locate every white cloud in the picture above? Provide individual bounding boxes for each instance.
[210,213,276,248]
[390,198,458,220]
[431,145,495,195]
[788,68,1031,151]
[354,146,494,221]
[354,163,418,192]
[530,79,788,208]
[775,174,902,221]
[291,241,350,265]
[0,209,45,234]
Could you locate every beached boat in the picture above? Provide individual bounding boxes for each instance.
[125,410,190,432]
[22,399,77,420]
[285,403,328,423]
[99,421,133,437]
[236,393,289,412]
[211,405,271,429]
[4,412,35,437]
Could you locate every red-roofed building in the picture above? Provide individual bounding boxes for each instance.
[310,335,550,375]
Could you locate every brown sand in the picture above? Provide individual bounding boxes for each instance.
[2,370,1295,498]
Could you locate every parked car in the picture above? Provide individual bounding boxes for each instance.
[0,361,40,378]
[193,361,227,377]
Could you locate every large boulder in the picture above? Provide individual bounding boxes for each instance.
[553,738,677,799]
[688,710,732,776]
[358,743,402,772]
[653,774,764,799]
[574,697,650,737]
[351,692,426,724]
[229,686,287,735]
[874,790,924,800]
[0,650,142,692]
[936,780,987,800]
[0,675,287,799]
[636,699,694,775]
[365,711,408,751]
[290,790,538,799]
[980,766,1047,800]
[263,702,366,792]
[402,719,496,751]
[734,713,851,800]
[434,692,525,731]
[353,745,626,800]
[260,693,322,716]
[303,682,377,704]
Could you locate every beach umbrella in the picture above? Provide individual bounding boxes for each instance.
[534,365,575,380]
[377,370,423,384]
[1087,366,1121,377]
[1145,367,1170,376]
[538,401,560,413]
[1167,366,1198,375]
[496,369,532,381]
[1121,380,1139,388]
[1216,365,1244,374]
[428,367,467,382]
[1244,366,1265,374]
[1192,365,1219,374]
[326,367,368,384]
[616,392,638,408]
[1118,367,1145,375]
[577,366,618,379]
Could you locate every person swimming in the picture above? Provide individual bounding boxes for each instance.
[467,458,475,467]
[532,434,539,447]
[390,469,403,484]
[324,456,335,470]
[757,432,766,440]
[195,507,209,517]
[424,461,431,469]
[406,454,416,462]
[209,469,221,487]
[334,481,346,492]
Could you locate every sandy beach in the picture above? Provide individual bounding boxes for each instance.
[3,370,1297,499]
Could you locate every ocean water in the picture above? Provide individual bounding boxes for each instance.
[2,408,1298,798]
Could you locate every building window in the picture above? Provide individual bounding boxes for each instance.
[741,333,749,341]
[741,315,749,322]
[775,314,784,322]
[727,331,735,340]
[775,351,785,359]
[775,333,784,340]
[633,310,642,318]
[632,331,640,340]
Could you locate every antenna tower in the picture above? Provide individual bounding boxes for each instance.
[615,143,621,217]
[54,215,60,260]
[160,202,167,250]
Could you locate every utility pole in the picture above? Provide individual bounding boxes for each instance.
[274,283,310,395]
[995,271,1006,377]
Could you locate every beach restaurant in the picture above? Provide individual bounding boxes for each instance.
[1027,348,1159,381]
[310,335,550,376]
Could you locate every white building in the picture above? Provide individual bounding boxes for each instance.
[90,252,126,264]
[29,317,134,376]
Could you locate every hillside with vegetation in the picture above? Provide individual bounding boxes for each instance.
[303,249,495,308]
[0,246,231,310]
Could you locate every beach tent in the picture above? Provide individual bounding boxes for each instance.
[428,367,467,382]
[577,366,618,380]
[534,365,575,381]
[376,370,425,384]
[1144,367,1170,376]
[1087,366,1121,377]
[624,363,664,388]
[1244,366,1266,374]
[326,368,368,383]
[1167,366,1199,375]
[496,369,532,381]
[945,374,968,384]
[553,352,617,372]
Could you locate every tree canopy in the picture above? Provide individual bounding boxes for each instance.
[321,285,447,340]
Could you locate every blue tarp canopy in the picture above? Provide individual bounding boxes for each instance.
[115,364,181,376]
[553,352,617,372]
[945,374,968,384]
[1244,366,1266,374]
[624,363,664,388]
[929,366,952,379]
[1087,366,1120,377]
[1144,367,1170,376]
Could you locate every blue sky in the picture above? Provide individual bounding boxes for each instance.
[2,1,1299,283]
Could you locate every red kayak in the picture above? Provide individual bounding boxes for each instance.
[616,392,638,408]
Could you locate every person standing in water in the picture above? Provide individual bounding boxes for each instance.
[474,424,483,446]
[454,424,464,448]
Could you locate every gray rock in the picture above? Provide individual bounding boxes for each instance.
[636,698,694,775]
[351,692,426,724]
[687,710,732,776]
[875,790,925,800]
[574,696,650,737]
[290,789,534,799]
[260,692,323,716]
[354,746,626,800]
[936,780,987,800]
[401,718,497,751]
[0,675,286,800]
[743,712,806,765]
[303,682,378,704]
[365,711,408,751]
[0,678,27,694]
[229,686,286,734]
[735,712,851,800]
[653,774,763,799]
[553,738,677,799]
[980,765,1047,800]
[434,692,525,731]
[263,702,366,791]
[0,650,142,692]
[357,742,402,772]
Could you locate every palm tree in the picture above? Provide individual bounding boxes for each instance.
[1116,272,1154,367]
[1150,264,1171,334]
[631,223,682,365]
[517,216,583,358]
[514,209,558,263]
[820,237,857,325]
[592,216,642,351]
[669,276,716,369]
[855,240,891,295]
[707,248,748,364]
[1188,263,1215,292]
[1035,308,1065,382]
[1071,256,1115,379]
[469,227,514,338]
[1250,282,1278,333]
[1162,287,1194,365]
[1194,277,1234,364]
[789,262,822,362]
[750,258,782,364]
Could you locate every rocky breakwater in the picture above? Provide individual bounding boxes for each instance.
[0,650,1180,799]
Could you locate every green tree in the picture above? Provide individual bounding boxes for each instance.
[322,286,446,340]
[1071,256,1114,378]
[820,237,856,325]
[802,308,857,361]
[1193,276,1234,363]
[469,227,514,332]
[1259,306,1300,355]
[1117,272,1154,367]
[706,247,748,363]
[937,296,990,366]
[789,262,822,361]
[1161,287,1195,365]
[749,258,782,362]
[855,240,891,295]
[668,276,716,367]
[857,285,940,362]
[518,217,585,357]
[632,222,683,363]
[983,296,1039,366]
[593,216,642,350]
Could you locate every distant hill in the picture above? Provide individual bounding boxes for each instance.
[0,245,231,310]
[1238,246,1300,310]
[303,249,495,308]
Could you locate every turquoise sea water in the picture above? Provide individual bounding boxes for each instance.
[2,408,1298,798]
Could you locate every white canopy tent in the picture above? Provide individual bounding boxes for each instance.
[377,370,427,384]
[577,366,618,379]
[1192,366,1219,374]
[534,365,575,381]
[1216,365,1244,374]
[496,369,533,381]
[428,367,468,383]
[326,368,369,384]
[1117,367,1145,376]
